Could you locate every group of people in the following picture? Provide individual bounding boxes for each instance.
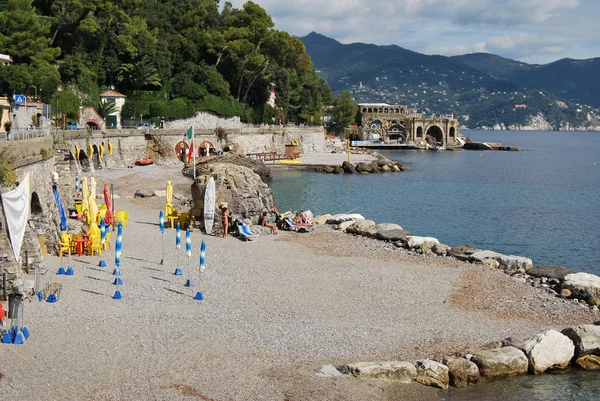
[219,206,314,238]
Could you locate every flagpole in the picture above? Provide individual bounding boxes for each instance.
[192,125,196,180]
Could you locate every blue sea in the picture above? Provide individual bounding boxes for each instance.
[269,130,600,275]
[268,130,600,400]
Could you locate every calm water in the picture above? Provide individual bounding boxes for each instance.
[269,130,600,399]
[269,130,600,274]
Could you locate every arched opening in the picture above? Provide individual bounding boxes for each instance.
[368,108,372,113]
[384,108,388,113]
[370,120,382,130]
[388,125,406,142]
[416,126,423,138]
[362,108,367,113]
[378,108,383,113]
[36,113,42,128]
[86,121,101,130]
[198,141,215,157]
[391,120,398,125]
[449,127,456,137]
[395,108,400,113]
[401,108,405,114]
[31,192,43,215]
[425,125,444,145]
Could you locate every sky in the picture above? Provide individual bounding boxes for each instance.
[225,0,600,64]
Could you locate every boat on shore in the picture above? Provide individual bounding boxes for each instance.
[134,157,154,166]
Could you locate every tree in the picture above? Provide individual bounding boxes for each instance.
[96,99,116,119]
[332,90,358,134]
[116,57,162,90]
[0,0,61,64]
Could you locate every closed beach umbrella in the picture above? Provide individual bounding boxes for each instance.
[75,176,79,195]
[117,222,123,243]
[90,177,97,200]
[176,222,181,249]
[88,193,98,225]
[81,176,89,218]
[103,184,113,225]
[186,228,191,256]
[166,180,173,209]
[100,218,106,244]
[200,241,206,272]
[159,210,165,233]
[115,239,122,268]
[100,143,105,158]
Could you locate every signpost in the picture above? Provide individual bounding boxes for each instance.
[14,94,25,105]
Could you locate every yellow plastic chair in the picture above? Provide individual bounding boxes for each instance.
[102,231,112,251]
[59,232,71,256]
[166,203,178,228]
[115,210,129,228]
[96,208,107,225]
[178,212,190,229]
[87,224,102,256]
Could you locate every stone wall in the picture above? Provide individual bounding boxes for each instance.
[164,111,242,130]
[0,135,53,160]
[56,125,327,171]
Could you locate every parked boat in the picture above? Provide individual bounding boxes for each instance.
[134,157,154,166]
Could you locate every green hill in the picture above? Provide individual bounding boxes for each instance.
[301,32,599,130]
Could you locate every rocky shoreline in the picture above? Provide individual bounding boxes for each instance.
[306,212,600,389]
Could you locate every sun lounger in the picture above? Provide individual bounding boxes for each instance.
[285,218,312,233]
[235,219,258,241]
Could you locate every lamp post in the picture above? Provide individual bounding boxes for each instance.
[140,114,143,124]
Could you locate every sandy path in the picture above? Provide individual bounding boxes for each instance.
[1,166,597,400]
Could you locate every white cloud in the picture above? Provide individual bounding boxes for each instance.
[223,0,597,63]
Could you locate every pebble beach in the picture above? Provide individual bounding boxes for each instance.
[1,165,598,400]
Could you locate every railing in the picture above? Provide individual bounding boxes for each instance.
[1,128,51,141]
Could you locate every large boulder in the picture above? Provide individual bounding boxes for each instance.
[448,244,478,261]
[375,229,412,242]
[415,359,450,389]
[313,214,332,225]
[432,244,451,256]
[442,356,480,387]
[575,355,600,370]
[342,161,357,174]
[373,223,403,232]
[327,214,365,224]
[185,152,272,181]
[471,347,528,381]
[528,265,574,281]
[523,330,574,374]
[561,325,600,358]
[561,273,600,306]
[189,163,274,230]
[345,361,417,382]
[346,219,377,236]
[404,236,440,251]
[333,166,344,174]
[497,255,533,274]
[469,250,504,264]
[369,160,380,173]
[355,162,372,173]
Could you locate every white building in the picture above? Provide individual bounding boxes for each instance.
[99,90,127,129]
[0,53,12,65]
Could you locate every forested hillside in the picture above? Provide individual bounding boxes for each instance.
[0,0,332,124]
[301,32,600,130]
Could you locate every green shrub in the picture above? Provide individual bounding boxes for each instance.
[40,148,52,159]
[0,148,16,187]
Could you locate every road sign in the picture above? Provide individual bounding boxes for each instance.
[14,94,25,105]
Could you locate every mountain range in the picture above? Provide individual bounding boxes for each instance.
[300,32,600,130]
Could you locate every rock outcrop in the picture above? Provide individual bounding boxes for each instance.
[442,356,480,387]
[184,153,272,181]
[190,163,274,231]
[523,330,574,374]
[561,325,600,358]
[345,361,417,382]
[471,347,528,381]
[415,359,450,389]
[561,273,600,306]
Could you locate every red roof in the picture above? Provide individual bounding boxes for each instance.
[99,90,126,98]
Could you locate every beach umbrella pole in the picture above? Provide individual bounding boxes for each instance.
[160,232,164,265]
[194,241,205,300]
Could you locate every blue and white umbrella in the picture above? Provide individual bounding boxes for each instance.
[75,176,79,194]
[186,228,191,257]
[117,222,123,243]
[115,239,122,268]
[159,210,165,233]
[176,222,181,249]
[100,218,106,245]
[200,241,206,272]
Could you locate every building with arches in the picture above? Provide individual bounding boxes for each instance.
[360,103,460,147]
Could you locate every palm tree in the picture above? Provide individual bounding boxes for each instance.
[116,57,162,90]
[97,100,117,119]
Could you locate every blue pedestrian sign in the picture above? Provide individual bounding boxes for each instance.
[14,94,25,105]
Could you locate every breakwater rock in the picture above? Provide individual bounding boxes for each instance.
[316,156,406,174]
[183,153,272,181]
[322,323,600,389]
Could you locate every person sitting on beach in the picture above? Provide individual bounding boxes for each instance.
[261,211,277,235]
[294,211,312,226]
[222,207,231,238]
